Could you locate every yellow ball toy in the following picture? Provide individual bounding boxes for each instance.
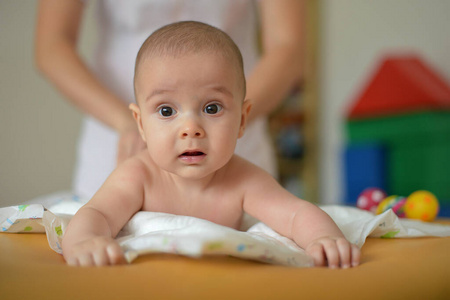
[404,190,440,222]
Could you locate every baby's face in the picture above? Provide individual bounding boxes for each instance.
[134,52,247,179]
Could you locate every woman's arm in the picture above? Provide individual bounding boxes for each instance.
[247,0,305,122]
[35,0,145,162]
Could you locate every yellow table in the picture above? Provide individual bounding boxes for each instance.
[1,231,449,300]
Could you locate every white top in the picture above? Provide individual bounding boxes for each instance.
[74,0,276,199]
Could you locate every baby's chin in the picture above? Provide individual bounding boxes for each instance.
[165,168,218,181]
[162,161,231,181]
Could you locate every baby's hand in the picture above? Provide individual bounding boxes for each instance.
[305,237,360,269]
[63,236,126,267]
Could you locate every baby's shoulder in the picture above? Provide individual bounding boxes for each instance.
[225,155,272,182]
[117,150,153,179]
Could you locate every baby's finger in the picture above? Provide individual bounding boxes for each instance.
[78,253,95,267]
[66,256,80,267]
[92,248,110,266]
[336,238,351,268]
[308,243,326,267]
[323,241,339,269]
[106,243,126,265]
[351,244,361,267]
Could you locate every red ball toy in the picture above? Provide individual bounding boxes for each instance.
[356,188,387,213]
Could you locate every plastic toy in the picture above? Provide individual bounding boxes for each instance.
[376,195,407,217]
[356,188,387,213]
[346,56,450,202]
[404,190,440,222]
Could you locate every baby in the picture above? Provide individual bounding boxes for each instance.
[62,21,360,268]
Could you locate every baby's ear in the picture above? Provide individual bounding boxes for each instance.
[129,103,146,142]
[238,99,252,138]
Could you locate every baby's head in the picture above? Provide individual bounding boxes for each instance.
[134,21,246,103]
[130,21,251,179]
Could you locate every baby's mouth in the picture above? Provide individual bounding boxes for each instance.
[180,151,205,157]
[179,150,206,163]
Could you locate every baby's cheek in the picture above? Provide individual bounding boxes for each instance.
[217,132,238,152]
[148,143,169,162]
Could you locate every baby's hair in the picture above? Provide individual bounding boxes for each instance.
[134,21,246,98]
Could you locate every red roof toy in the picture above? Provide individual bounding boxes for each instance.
[347,55,450,120]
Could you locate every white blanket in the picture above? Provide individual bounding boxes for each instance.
[2,191,450,267]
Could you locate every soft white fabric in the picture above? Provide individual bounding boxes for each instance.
[74,0,277,199]
[2,192,450,267]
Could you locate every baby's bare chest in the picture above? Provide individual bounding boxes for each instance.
[141,188,244,229]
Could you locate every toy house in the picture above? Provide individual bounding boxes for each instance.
[344,55,450,210]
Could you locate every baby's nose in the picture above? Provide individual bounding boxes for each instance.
[180,118,205,138]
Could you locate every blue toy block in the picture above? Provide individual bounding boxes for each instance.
[343,143,387,205]
[439,203,450,217]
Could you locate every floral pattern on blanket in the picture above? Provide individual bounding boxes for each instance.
[1,191,450,267]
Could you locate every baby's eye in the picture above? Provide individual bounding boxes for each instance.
[204,103,223,115]
[158,106,176,117]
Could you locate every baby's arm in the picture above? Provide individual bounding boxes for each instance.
[62,158,146,266]
[243,168,360,268]
[289,201,360,268]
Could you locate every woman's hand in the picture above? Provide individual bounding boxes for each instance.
[117,126,146,164]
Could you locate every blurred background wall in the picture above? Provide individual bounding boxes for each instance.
[319,0,450,204]
[1,0,449,206]
[0,1,96,206]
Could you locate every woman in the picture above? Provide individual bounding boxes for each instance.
[35,0,304,199]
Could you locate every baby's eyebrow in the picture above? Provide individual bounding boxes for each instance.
[209,85,233,98]
[144,85,233,103]
[145,89,174,102]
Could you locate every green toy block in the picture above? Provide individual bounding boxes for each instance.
[388,142,450,202]
[347,111,450,146]
[346,111,450,202]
